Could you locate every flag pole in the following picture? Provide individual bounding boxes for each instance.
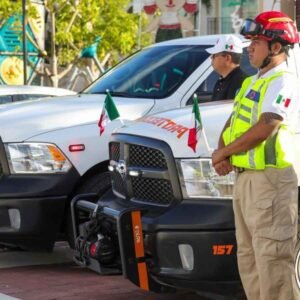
[201,126,213,154]
[194,94,213,154]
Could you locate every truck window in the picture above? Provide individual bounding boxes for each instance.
[186,48,256,105]
[84,45,210,99]
[0,95,12,104]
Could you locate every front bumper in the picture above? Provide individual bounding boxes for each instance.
[72,191,242,295]
[0,168,80,250]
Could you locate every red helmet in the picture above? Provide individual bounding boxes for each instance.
[240,11,299,44]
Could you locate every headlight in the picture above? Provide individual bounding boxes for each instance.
[5,143,72,174]
[177,158,235,199]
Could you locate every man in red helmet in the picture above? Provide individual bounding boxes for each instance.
[212,11,300,300]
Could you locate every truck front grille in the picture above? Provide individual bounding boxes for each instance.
[109,142,120,161]
[109,136,181,206]
[129,145,167,169]
[131,177,173,205]
[111,171,125,196]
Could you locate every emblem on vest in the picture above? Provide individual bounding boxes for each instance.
[246,89,260,102]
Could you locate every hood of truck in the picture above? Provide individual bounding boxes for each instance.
[114,101,233,158]
[0,94,154,142]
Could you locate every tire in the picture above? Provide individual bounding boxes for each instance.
[66,171,112,248]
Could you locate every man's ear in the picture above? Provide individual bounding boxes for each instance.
[225,54,232,63]
[271,42,282,55]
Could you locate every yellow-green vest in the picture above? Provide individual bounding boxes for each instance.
[222,71,295,170]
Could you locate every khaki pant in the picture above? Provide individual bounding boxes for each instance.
[233,167,299,300]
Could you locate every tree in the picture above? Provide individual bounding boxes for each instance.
[45,0,151,87]
[0,1,20,20]
[0,0,151,87]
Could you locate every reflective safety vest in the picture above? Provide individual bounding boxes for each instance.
[222,71,295,170]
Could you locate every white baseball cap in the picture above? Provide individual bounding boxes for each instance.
[206,34,243,54]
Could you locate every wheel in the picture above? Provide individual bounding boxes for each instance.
[66,171,112,248]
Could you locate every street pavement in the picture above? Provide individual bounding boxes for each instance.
[0,243,245,300]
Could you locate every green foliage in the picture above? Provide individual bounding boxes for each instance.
[0,0,152,67]
[50,0,151,65]
[0,0,20,20]
[0,0,39,20]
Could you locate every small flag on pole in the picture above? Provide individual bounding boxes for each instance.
[187,95,202,152]
[187,94,212,153]
[98,90,120,136]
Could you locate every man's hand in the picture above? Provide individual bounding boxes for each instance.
[213,159,233,176]
[212,149,227,167]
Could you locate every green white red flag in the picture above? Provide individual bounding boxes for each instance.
[187,95,202,152]
[275,94,291,108]
[98,91,120,136]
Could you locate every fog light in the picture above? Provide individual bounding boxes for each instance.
[129,170,139,177]
[178,244,194,271]
[8,208,21,230]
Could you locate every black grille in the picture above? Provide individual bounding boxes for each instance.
[109,142,120,161]
[129,145,167,169]
[131,177,174,205]
[111,172,125,196]
[109,136,180,206]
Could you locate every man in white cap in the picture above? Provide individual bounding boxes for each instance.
[206,34,248,100]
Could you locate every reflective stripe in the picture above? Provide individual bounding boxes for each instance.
[240,104,251,113]
[251,81,265,124]
[258,81,266,92]
[248,149,256,168]
[265,133,277,165]
[237,114,251,123]
[248,102,258,168]
[248,81,267,168]
[252,102,258,124]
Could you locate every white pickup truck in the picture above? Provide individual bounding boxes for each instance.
[70,46,300,296]
[0,35,257,250]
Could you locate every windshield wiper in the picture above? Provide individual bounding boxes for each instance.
[108,91,130,97]
[84,91,130,97]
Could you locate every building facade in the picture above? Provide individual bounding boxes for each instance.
[195,0,296,36]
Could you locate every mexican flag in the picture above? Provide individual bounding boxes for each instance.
[275,94,291,108]
[98,91,120,136]
[187,95,202,152]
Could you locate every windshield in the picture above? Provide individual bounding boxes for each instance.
[84,45,210,99]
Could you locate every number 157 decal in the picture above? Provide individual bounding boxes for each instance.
[212,244,234,255]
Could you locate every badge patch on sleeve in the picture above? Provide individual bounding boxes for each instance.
[246,89,260,102]
[275,94,291,108]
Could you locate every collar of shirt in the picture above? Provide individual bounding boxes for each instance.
[254,61,288,80]
[219,66,241,81]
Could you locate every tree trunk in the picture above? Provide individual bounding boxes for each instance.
[50,11,58,87]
